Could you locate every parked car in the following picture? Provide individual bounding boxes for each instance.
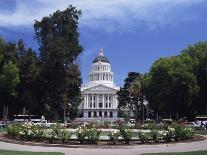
[0,121,6,129]
[185,122,200,129]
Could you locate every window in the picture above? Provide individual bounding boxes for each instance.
[90,103,92,108]
[88,111,91,118]
[90,96,92,100]
[110,111,113,118]
[109,96,111,100]
[104,111,107,118]
[93,102,96,108]
[109,103,111,108]
[106,103,108,108]
[99,111,102,117]
[99,103,103,108]
[94,111,97,117]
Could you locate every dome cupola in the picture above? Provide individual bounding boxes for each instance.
[89,49,113,84]
[93,48,110,63]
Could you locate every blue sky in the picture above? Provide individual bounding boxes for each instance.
[0,0,207,86]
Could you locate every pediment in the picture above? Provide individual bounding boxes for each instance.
[83,84,117,92]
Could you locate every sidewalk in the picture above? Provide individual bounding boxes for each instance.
[0,136,207,155]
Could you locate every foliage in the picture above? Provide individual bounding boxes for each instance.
[34,5,83,121]
[60,129,72,143]
[119,127,133,144]
[75,126,87,144]
[160,127,175,142]
[7,124,21,138]
[108,130,120,145]
[86,127,101,144]
[138,131,148,144]
[150,129,160,143]
[117,72,140,120]
[143,42,207,120]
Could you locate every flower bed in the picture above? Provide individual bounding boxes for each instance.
[5,122,195,145]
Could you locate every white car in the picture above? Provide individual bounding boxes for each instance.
[186,122,200,129]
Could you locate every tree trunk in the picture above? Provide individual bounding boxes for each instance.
[28,113,31,122]
[3,105,9,121]
[2,105,5,120]
[156,112,159,122]
[23,107,26,115]
[142,102,144,123]
[135,103,139,123]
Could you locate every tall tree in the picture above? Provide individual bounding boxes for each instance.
[34,5,83,121]
[143,54,199,120]
[16,39,40,118]
[117,72,140,120]
[0,37,20,120]
[129,75,145,122]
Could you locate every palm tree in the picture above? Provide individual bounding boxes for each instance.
[129,75,145,123]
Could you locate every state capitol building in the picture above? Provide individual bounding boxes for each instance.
[78,49,120,121]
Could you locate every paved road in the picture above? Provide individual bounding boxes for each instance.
[0,138,207,155]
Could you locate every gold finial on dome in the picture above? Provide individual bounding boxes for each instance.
[99,48,104,56]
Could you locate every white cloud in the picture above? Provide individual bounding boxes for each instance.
[0,0,205,31]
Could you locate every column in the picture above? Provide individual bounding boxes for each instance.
[107,111,110,118]
[86,94,89,109]
[92,94,94,109]
[112,94,114,109]
[102,94,104,109]
[97,94,99,109]
[84,94,86,109]
[108,94,110,109]
[114,94,117,108]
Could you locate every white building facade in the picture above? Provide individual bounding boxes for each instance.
[78,49,119,120]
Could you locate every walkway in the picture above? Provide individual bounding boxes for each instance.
[0,137,207,155]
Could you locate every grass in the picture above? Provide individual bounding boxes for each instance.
[142,150,207,155]
[0,128,6,133]
[0,150,64,155]
[195,130,207,135]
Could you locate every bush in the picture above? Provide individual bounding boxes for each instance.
[138,131,148,144]
[150,129,159,143]
[86,127,101,144]
[45,129,57,143]
[161,127,175,143]
[181,127,195,140]
[7,124,21,138]
[108,131,120,145]
[120,128,132,144]
[75,127,87,144]
[60,129,72,143]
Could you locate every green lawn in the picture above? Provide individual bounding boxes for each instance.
[142,150,207,155]
[0,150,63,155]
[195,130,207,135]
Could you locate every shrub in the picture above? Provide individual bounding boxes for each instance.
[86,127,101,144]
[161,127,175,143]
[76,127,87,144]
[7,124,21,138]
[120,128,132,144]
[150,129,159,143]
[141,123,157,130]
[45,129,57,143]
[33,127,44,142]
[181,127,195,140]
[60,129,72,143]
[138,131,148,144]
[173,124,183,142]
[108,130,120,145]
